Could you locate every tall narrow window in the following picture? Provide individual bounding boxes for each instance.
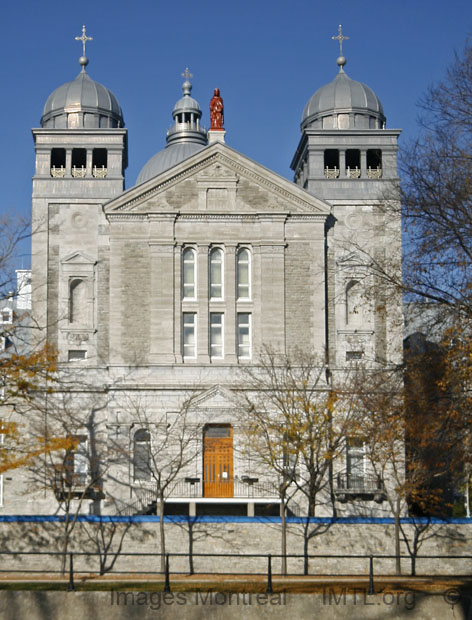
[183,313,197,358]
[237,248,251,300]
[71,148,86,178]
[69,279,87,325]
[182,248,196,299]
[346,438,365,487]
[345,279,363,326]
[92,148,108,178]
[237,313,251,359]
[209,248,223,299]
[65,436,88,486]
[50,148,66,177]
[210,313,224,359]
[133,429,151,481]
[324,149,340,175]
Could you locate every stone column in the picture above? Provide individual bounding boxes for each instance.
[361,150,368,178]
[65,149,72,177]
[86,148,93,177]
[339,150,346,177]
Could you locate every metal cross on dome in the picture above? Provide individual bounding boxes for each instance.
[332,24,349,56]
[75,25,93,57]
[181,67,193,80]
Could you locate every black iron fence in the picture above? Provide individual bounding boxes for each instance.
[0,550,470,593]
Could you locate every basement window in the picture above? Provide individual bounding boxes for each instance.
[346,351,363,361]
[68,350,87,362]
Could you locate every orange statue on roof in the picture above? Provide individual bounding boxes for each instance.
[210,88,224,130]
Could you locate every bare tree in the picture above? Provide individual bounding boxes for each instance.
[124,395,203,573]
[236,346,360,575]
[23,382,111,572]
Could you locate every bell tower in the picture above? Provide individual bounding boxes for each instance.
[31,26,127,362]
[291,26,403,368]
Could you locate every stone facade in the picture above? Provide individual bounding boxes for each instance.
[1,48,406,523]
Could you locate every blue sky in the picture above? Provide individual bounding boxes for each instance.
[0,0,471,266]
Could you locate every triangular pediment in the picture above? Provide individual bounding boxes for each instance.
[105,143,331,218]
[190,385,235,410]
[61,251,96,265]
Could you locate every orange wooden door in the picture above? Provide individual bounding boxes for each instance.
[203,425,233,497]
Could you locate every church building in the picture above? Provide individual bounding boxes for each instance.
[20,26,402,517]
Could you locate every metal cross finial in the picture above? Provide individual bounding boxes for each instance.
[181,67,193,81]
[75,25,93,57]
[332,24,349,57]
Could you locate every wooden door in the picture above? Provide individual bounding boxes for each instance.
[203,425,233,497]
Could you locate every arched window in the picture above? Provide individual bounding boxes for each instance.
[69,279,87,325]
[237,248,251,300]
[346,279,363,326]
[182,248,196,299]
[133,429,151,481]
[209,248,223,299]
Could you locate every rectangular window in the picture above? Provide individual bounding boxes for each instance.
[68,350,87,361]
[210,313,224,359]
[183,313,197,358]
[65,436,88,486]
[346,437,365,484]
[346,351,363,361]
[1,309,12,323]
[237,313,251,359]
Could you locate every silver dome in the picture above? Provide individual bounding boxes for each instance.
[136,71,207,185]
[136,142,206,184]
[41,70,124,129]
[173,79,201,115]
[302,70,385,130]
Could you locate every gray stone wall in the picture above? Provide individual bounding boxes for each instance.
[0,520,469,577]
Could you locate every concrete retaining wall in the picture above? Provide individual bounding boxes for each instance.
[0,590,470,620]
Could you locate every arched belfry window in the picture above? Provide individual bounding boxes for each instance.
[237,248,251,300]
[133,429,151,482]
[182,248,196,299]
[209,248,223,299]
[69,279,88,325]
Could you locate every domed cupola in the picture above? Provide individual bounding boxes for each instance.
[301,28,385,131]
[136,69,207,185]
[291,26,401,201]
[41,26,124,129]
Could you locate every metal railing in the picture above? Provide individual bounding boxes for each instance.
[133,478,280,503]
[335,474,384,492]
[0,549,470,592]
